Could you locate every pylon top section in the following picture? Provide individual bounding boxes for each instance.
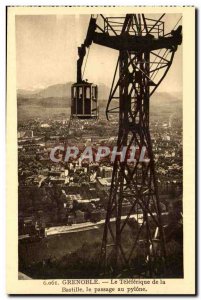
[93,14,182,52]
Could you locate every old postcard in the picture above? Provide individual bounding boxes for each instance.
[6,6,195,295]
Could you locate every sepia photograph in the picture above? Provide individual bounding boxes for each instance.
[6,6,195,295]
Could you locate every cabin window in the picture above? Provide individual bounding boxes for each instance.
[78,86,83,99]
[92,86,97,99]
[85,87,90,99]
[73,87,76,98]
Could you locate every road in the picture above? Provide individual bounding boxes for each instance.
[45,213,144,236]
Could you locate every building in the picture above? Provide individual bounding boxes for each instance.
[96,177,111,191]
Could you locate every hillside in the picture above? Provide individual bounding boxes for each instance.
[17,83,182,121]
[18,82,110,101]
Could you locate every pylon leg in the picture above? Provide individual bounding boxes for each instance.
[100,50,166,277]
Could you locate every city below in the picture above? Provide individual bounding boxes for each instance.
[18,108,182,241]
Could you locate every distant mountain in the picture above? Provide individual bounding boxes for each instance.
[150,92,181,113]
[17,83,182,121]
[17,88,43,96]
[17,97,70,108]
[18,83,72,99]
[151,91,182,105]
[17,82,110,100]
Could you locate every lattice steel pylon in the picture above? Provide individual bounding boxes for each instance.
[97,14,182,277]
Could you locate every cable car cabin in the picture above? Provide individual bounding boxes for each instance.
[71,82,98,119]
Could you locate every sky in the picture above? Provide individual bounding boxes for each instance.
[16,13,182,93]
